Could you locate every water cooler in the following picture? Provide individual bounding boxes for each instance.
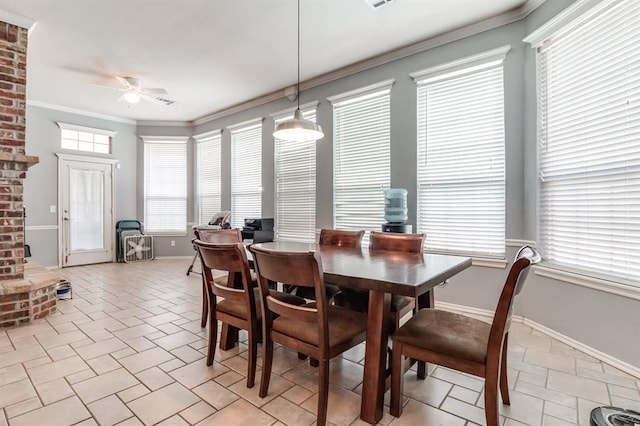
[382,188,412,233]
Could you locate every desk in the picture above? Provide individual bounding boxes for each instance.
[251,241,472,424]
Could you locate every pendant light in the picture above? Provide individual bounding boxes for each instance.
[273,0,324,142]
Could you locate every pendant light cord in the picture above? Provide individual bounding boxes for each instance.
[297,0,301,110]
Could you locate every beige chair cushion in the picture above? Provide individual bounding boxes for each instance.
[392,309,490,365]
[216,288,305,320]
[272,305,367,347]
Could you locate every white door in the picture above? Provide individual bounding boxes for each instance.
[58,154,116,267]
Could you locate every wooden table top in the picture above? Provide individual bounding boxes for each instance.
[250,241,472,297]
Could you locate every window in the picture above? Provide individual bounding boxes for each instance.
[273,105,317,242]
[142,137,188,234]
[230,119,262,229]
[329,80,392,241]
[57,122,115,154]
[413,48,508,257]
[195,130,222,224]
[530,0,640,284]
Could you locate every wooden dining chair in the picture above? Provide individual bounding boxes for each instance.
[250,244,368,426]
[194,239,305,388]
[336,231,425,313]
[194,228,255,327]
[390,246,541,425]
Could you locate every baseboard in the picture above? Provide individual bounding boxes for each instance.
[435,301,640,379]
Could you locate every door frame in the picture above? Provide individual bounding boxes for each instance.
[56,153,118,268]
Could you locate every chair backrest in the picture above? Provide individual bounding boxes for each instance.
[487,246,541,357]
[195,228,242,243]
[319,229,364,248]
[369,231,425,253]
[193,239,255,311]
[249,245,329,349]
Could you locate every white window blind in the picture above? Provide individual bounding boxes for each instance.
[196,131,222,224]
[230,120,262,229]
[143,137,188,234]
[415,56,506,257]
[330,82,392,239]
[274,109,317,243]
[536,0,640,284]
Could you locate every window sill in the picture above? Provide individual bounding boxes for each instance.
[533,265,640,301]
[471,257,507,269]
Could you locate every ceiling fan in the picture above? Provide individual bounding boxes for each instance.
[96,76,175,106]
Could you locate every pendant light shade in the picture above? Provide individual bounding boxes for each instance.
[273,0,324,142]
[274,108,324,142]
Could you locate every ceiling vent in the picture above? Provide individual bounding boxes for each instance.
[364,0,394,9]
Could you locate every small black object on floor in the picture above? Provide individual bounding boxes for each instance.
[590,406,640,426]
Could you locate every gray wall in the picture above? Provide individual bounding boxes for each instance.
[25,0,640,368]
[24,105,138,267]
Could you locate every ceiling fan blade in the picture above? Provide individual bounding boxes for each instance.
[115,76,130,89]
[142,88,168,95]
[139,93,175,106]
[123,77,142,90]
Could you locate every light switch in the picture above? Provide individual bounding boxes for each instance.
[50,205,56,213]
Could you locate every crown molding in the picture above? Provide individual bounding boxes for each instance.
[27,100,137,125]
[136,120,192,127]
[0,9,36,34]
[192,0,547,127]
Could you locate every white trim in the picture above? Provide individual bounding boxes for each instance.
[270,101,320,120]
[193,129,222,142]
[472,257,508,269]
[410,45,511,84]
[436,301,640,378]
[0,9,36,32]
[327,79,395,104]
[506,239,537,247]
[56,122,117,137]
[523,0,614,47]
[54,153,118,165]
[136,120,191,127]
[533,265,640,301]
[226,117,264,132]
[522,317,640,379]
[139,135,189,144]
[27,100,137,125]
[25,225,58,231]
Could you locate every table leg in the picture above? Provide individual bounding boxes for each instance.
[360,290,391,424]
[416,288,434,310]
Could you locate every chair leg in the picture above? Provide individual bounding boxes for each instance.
[317,357,329,426]
[206,317,217,366]
[259,330,273,398]
[484,368,500,426]
[200,279,208,328]
[499,333,511,405]
[417,361,426,380]
[246,324,258,388]
[390,342,404,417]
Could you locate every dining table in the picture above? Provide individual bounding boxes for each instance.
[237,240,472,424]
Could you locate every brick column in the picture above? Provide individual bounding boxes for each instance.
[0,20,36,281]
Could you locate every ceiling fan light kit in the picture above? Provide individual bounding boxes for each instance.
[123,91,141,104]
[273,0,324,142]
[95,76,175,106]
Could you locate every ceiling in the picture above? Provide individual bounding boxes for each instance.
[0,0,528,123]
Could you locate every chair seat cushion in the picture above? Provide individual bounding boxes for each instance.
[272,304,367,348]
[392,309,490,365]
[217,288,305,320]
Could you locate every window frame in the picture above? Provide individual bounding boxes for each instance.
[57,122,116,154]
[141,136,188,236]
[194,129,222,225]
[229,118,263,229]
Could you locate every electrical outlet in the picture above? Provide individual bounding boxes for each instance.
[49,205,56,213]
[170,240,175,247]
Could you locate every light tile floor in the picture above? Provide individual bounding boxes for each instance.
[1,259,639,425]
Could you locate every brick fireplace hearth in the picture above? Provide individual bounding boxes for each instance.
[1,17,60,326]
